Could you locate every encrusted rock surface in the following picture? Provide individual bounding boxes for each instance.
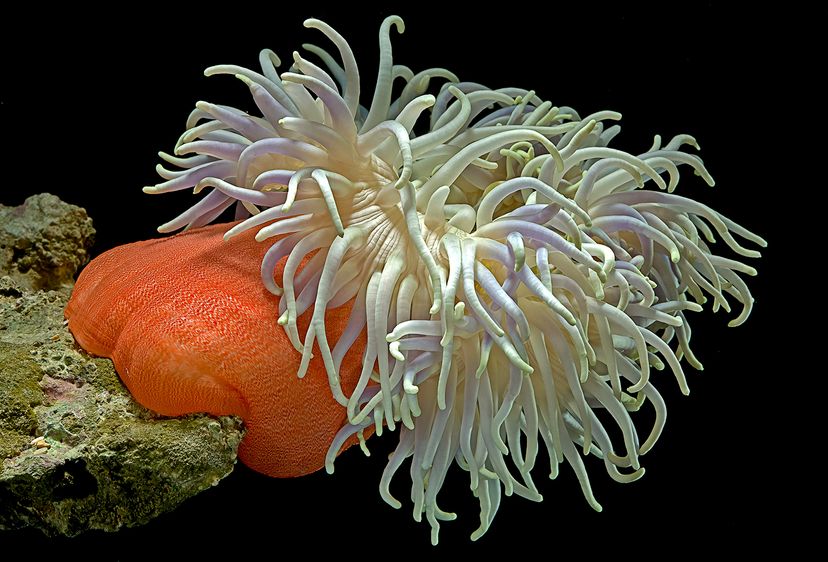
[0,195,244,536]
[0,194,95,291]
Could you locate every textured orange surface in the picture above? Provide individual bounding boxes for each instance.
[65,222,368,477]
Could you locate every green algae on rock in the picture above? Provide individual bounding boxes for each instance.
[0,342,41,459]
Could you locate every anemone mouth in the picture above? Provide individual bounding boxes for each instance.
[144,15,766,544]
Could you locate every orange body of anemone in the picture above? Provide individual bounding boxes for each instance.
[65,221,368,477]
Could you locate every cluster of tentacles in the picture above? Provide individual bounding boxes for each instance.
[145,16,765,544]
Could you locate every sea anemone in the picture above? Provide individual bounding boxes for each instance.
[143,15,765,543]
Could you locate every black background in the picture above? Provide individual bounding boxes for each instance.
[2,3,792,558]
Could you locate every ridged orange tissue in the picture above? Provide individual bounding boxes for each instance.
[65,221,367,477]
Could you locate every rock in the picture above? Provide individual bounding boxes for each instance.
[0,197,245,537]
[0,194,95,292]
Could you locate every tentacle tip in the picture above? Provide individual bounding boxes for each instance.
[389,342,405,361]
[388,15,406,33]
[447,84,463,98]
[142,186,158,194]
[234,73,254,87]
